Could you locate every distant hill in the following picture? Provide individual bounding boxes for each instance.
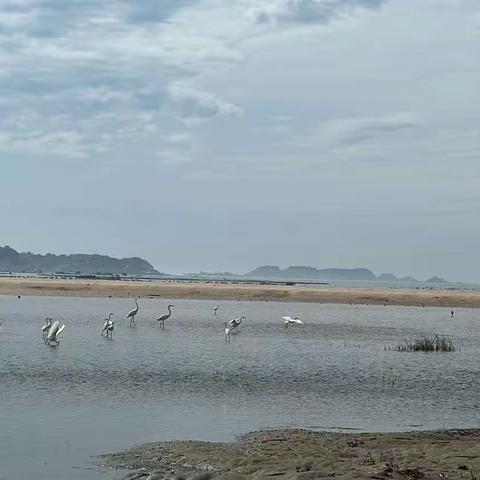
[245,265,447,283]
[399,276,418,283]
[185,271,236,277]
[0,246,160,276]
[377,273,420,283]
[425,276,447,284]
[246,265,377,281]
[377,273,399,282]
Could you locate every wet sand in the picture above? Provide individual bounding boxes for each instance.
[1,277,479,308]
[98,428,480,480]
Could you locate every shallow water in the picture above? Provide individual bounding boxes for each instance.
[0,295,479,479]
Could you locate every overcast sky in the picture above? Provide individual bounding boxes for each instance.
[1,0,479,281]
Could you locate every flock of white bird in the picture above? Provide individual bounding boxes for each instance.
[36,300,304,346]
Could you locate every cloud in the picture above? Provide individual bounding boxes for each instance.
[273,112,421,166]
[0,127,88,158]
[2,0,480,283]
[323,113,419,147]
[0,100,160,158]
[0,0,249,156]
[121,0,198,24]
[0,0,198,36]
[167,83,243,123]
[0,0,476,178]
[246,0,387,25]
[0,0,390,158]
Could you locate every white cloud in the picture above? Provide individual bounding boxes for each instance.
[167,132,193,144]
[0,0,391,157]
[245,0,386,25]
[167,83,243,123]
[319,112,419,147]
[0,128,88,158]
[0,0,250,156]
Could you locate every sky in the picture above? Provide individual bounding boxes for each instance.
[1,0,479,281]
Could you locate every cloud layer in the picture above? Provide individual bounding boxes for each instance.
[0,0,389,157]
[2,0,480,281]
[247,0,386,24]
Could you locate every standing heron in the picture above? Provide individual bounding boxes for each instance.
[126,298,139,327]
[45,320,66,346]
[228,316,245,334]
[224,321,231,341]
[42,317,53,339]
[282,316,304,328]
[101,313,115,338]
[156,304,174,328]
[213,306,219,315]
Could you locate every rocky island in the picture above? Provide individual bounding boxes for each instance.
[0,245,160,276]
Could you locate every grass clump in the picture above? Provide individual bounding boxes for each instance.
[389,335,455,352]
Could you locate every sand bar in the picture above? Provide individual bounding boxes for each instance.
[1,277,480,308]
[98,428,480,479]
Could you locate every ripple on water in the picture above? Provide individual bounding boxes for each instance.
[0,296,479,479]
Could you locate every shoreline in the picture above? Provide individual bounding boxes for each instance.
[1,277,480,308]
[98,428,480,479]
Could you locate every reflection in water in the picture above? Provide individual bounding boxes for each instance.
[0,295,478,480]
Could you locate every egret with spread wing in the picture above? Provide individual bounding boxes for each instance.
[42,317,53,339]
[45,320,66,346]
[228,316,245,334]
[126,298,139,327]
[156,304,174,329]
[282,316,304,328]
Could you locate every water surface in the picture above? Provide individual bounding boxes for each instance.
[0,296,478,479]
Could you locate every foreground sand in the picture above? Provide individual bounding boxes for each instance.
[1,277,480,308]
[98,428,480,480]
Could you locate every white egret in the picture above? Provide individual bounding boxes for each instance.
[228,316,245,334]
[126,298,139,327]
[156,304,174,328]
[224,321,231,341]
[45,320,66,346]
[282,316,304,328]
[101,313,115,338]
[42,317,53,338]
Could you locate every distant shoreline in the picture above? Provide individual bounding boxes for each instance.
[1,277,480,307]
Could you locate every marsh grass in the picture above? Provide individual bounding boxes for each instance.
[386,335,455,352]
[460,470,479,480]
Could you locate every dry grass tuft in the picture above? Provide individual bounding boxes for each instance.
[386,335,455,352]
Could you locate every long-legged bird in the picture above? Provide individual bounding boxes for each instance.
[101,313,115,338]
[126,298,139,327]
[42,317,53,339]
[228,316,245,334]
[45,320,66,346]
[282,316,304,328]
[156,304,174,328]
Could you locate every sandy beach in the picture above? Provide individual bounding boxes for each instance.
[0,277,480,308]
[98,428,480,480]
